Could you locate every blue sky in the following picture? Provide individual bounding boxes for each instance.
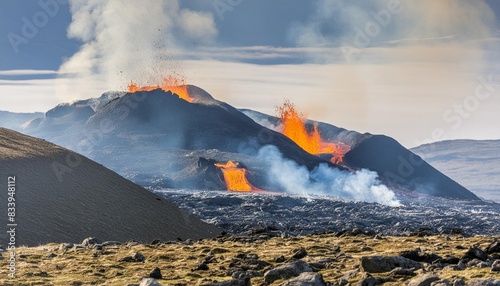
[2,0,500,147]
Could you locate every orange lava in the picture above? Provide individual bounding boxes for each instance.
[276,100,350,163]
[214,161,257,192]
[128,76,193,102]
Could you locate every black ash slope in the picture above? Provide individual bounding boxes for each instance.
[0,128,221,247]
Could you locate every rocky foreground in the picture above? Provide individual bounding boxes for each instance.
[1,232,500,285]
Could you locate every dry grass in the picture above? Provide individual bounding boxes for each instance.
[1,234,499,285]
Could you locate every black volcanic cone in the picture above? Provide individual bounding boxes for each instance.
[242,109,480,201]
[84,86,328,170]
[0,128,221,246]
[344,135,480,200]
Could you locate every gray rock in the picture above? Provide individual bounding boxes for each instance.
[231,270,262,279]
[134,252,145,262]
[45,253,57,258]
[275,255,285,263]
[463,245,489,261]
[342,269,360,279]
[388,267,416,277]
[59,243,74,251]
[119,252,145,263]
[408,274,440,286]
[202,278,250,286]
[118,256,136,262]
[194,262,210,271]
[451,278,465,286]
[467,278,500,286]
[264,260,313,284]
[149,267,162,279]
[454,260,466,270]
[292,247,308,259]
[139,278,162,286]
[102,241,122,246]
[467,258,491,268]
[492,260,500,272]
[0,253,3,260]
[82,237,102,248]
[360,255,422,273]
[486,240,500,254]
[430,279,450,286]
[355,272,385,286]
[279,272,326,286]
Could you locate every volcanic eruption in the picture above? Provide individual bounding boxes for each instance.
[214,161,261,192]
[128,75,193,102]
[276,100,350,164]
[16,82,480,201]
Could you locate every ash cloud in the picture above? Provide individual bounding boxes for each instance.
[56,0,218,101]
[289,0,495,55]
[258,145,401,207]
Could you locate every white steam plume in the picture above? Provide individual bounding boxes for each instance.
[258,145,401,207]
[56,0,217,101]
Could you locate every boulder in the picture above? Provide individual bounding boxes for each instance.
[264,260,313,284]
[467,278,500,286]
[134,252,145,262]
[139,278,162,286]
[492,260,500,272]
[82,237,102,248]
[400,248,442,263]
[388,267,416,277]
[360,255,422,273]
[201,278,250,286]
[408,274,440,286]
[292,248,308,259]
[149,267,162,279]
[486,240,500,254]
[462,245,489,261]
[279,273,327,286]
[355,272,386,286]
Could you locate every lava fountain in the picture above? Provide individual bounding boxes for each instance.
[276,100,350,164]
[128,75,193,102]
[214,161,260,192]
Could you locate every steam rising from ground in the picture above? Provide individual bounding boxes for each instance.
[258,145,400,207]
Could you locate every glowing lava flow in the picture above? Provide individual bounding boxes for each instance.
[276,100,350,163]
[214,161,257,192]
[128,76,194,102]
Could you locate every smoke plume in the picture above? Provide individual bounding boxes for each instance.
[56,0,217,101]
[258,145,401,207]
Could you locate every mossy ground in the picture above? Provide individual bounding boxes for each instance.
[1,234,499,285]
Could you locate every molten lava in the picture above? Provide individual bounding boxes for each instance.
[128,75,193,102]
[276,100,350,163]
[214,161,257,192]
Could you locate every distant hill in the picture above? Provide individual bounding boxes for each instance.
[412,140,500,203]
[0,128,221,246]
[0,110,43,131]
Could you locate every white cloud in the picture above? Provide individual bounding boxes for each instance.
[0,70,61,76]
